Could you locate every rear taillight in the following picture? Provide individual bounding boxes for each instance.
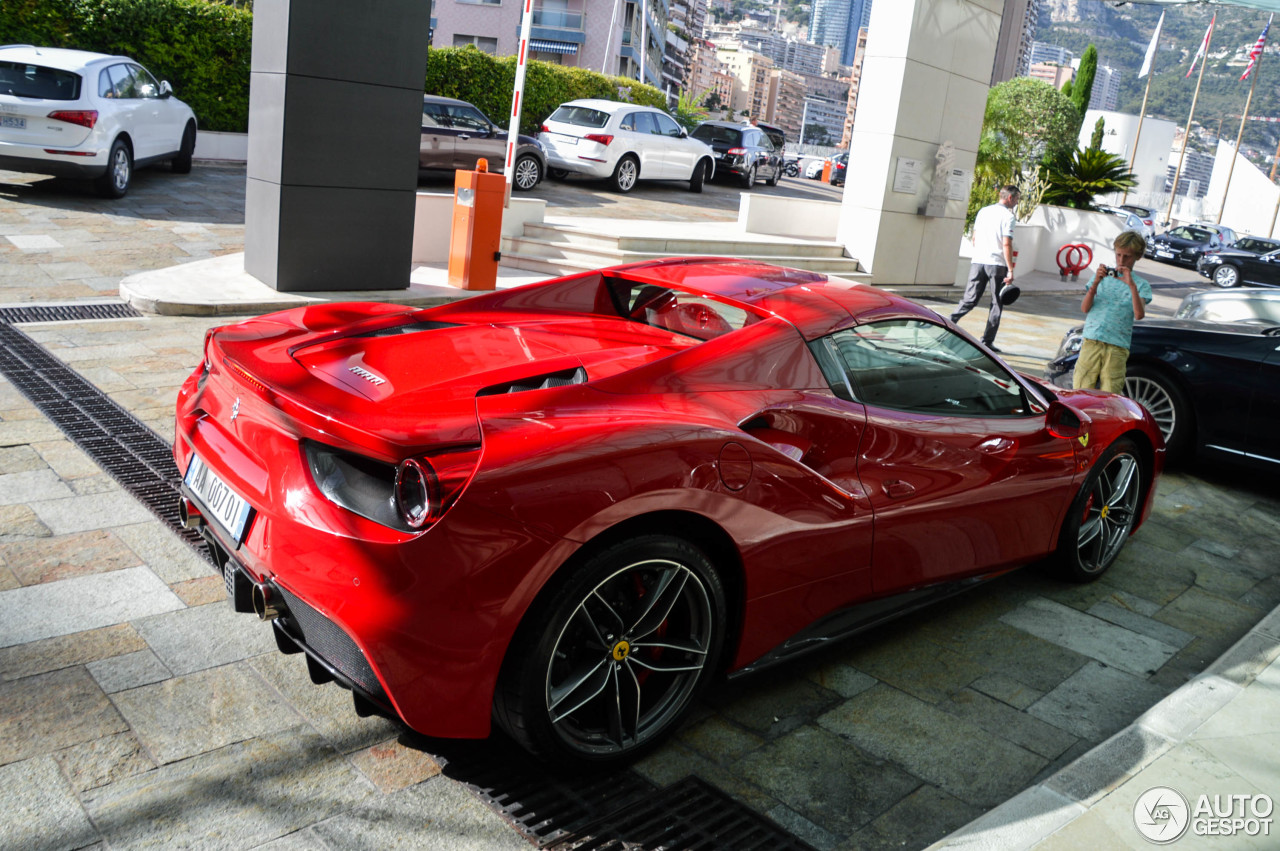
[1143,219,1153,226]
[540,124,549,132]
[47,110,98,129]
[584,133,613,146]
[394,447,481,529]
[727,147,747,155]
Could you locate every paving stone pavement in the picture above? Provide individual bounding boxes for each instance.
[1,164,1278,850]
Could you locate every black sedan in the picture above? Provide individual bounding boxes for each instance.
[1046,290,1280,467]
[689,121,783,188]
[1195,236,1280,288]
[1147,224,1231,267]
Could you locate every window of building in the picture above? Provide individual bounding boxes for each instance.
[453,35,499,53]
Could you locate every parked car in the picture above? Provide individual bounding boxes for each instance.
[537,99,714,193]
[1195,236,1280,288]
[805,158,826,179]
[1147,224,1235,267]
[829,151,848,186]
[0,45,196,198]
[689,120,782,188]
[176,258,1162,767]
[1046,288,1280,464]
[1120,204,1158,231]
[1098,206,1154,242]
[420,95,544,191]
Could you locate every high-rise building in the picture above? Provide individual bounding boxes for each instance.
[840,0,872,66]
[991,0,1040,84]
[767,69,808,140]
[1090,64,1121,112]
[841,27,868,148]
[1029,42,1072,67]
[809,0,849,55]
[714,40,775,119]
[1028,61,1073,90]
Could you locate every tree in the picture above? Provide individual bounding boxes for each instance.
[803,123,832,146]
[1072,44,1098,127]
[1089,116,1106,152]
[1042,147,1137,209]
[977,78,1080,184]
[673,89,709,131]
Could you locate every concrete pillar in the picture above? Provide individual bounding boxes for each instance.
[836,0,1003,287]
[244,0,430,292]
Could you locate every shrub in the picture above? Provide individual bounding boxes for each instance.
[0,0,252,133]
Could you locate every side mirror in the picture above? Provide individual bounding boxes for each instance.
[159,80,173,98]
[1046,400,1092,440]
[680,128,688,138]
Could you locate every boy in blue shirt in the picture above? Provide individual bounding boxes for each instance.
[1073,230,1153,393]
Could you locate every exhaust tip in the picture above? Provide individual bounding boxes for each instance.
[251,582,284,621]
[179,496,203,529]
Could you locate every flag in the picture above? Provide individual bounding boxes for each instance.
[1139,11,1164,78]
[1241,15,1272,81]
[1186,14,1216,79]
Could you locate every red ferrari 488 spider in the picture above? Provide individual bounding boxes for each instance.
[174,258,1163,766]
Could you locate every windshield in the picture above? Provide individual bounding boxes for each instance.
[1170,227,1212,242]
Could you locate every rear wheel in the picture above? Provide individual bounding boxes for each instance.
[611,155,639,193]
[494,535,726,766]
[513,154,542,191]
[549,167,569,180]
[1124,366,1193,459]
[96,138,132,199]
[740,164,756,189]
[1212,264,1240,288]
[171,122,195,174]
[1057,438,1145,581]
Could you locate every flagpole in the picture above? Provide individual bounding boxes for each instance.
[1124,72,1155,205]
[1219,14,1271,224]
[1219,62,1261,223]
[1167,15,1216,227]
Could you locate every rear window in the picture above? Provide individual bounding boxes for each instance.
[0,61,82,100]
[691,125,742,145]
[549,105,609,128]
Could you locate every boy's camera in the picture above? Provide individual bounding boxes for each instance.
[1099,265,1119,278]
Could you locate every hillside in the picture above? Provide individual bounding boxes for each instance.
[1039,0,1280,163]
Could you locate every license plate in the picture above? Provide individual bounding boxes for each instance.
[1156,250,1173,258]
[184,452,253,544]
[0,116,25,129]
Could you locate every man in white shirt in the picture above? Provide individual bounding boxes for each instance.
[951,185,1019,351]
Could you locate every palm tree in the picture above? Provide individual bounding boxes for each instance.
[1042,147,1137,209]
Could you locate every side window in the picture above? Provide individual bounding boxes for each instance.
[447,105,491,133]
[620,112,638,132]
[757,132,775,152]
[422,103,449,128]
[631,112,657,135]
[815,319,1029,416]
[653,113,682,137]
[106,64,137,99]
[131,65,159,98]
[98,68,114,98]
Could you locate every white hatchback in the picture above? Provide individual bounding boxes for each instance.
[538,99,714,193]
[0,45,197,198]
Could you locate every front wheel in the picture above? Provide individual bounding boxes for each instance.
[1125,366,1193,459]
[513,154,542,191]
[611,155,639,193]
[1056,438,1145,582]
[1212,264,1240,288]
[688,159,707,193]
[493,535,726,766]
[171,122,195,174]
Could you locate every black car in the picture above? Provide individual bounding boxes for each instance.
[1195,236,1280,288]
[1045,290,1280,466]
[420,95,545,190]
[829,151,848,186]
[1147,224,1234,267]
[689,121,783,188]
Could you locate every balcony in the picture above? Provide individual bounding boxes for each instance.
[531,9,584,30]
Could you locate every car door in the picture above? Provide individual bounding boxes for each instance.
[653,112,693,179]
[102,64,146,154]
[445,103,501,170]
[1242,251,1280,286]
[419,101,454,170]
[623,111,665,179]
[1245,338,1280,465]
[753,129,778,179]
[817,319,1078,594]
[131,64,183,156]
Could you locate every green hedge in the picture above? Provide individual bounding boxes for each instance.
[425,46,668,136]
[1,4,668,136]
[0,0,252,133]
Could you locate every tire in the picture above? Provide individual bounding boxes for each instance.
[688,159,706,193]
[1212,264,1240,288]
[1056,437,1145,582]
[96,138,132,199]
[767,164,781,186]
[611,155,639,193]
[171,122,195,174]
[784,164,799,178]
[493,534,727,767]
[1124,366,1193,460]
[740,164,756,189]
[513,154,541,191]
[549,167,569,180]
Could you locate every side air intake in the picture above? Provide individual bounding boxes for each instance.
[477,367,587,397]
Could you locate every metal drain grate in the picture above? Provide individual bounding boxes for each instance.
[0,322,207,557]
[547,776,818,851]
[0,302,143,324]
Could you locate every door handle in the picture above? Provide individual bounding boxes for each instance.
[882,480,915,499]
[458,134,471,140]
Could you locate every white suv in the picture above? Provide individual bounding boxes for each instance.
[538,99,714,193]
[0,45,197,198]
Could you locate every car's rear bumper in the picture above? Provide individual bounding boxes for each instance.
[0,148,107,179]
[543,149,613,178]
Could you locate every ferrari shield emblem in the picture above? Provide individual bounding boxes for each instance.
[1078,433,1089,447]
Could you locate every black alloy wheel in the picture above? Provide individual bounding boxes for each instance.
[494,535,726,766]
[1124,366,1192,459]
[1057,438,1145,581]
